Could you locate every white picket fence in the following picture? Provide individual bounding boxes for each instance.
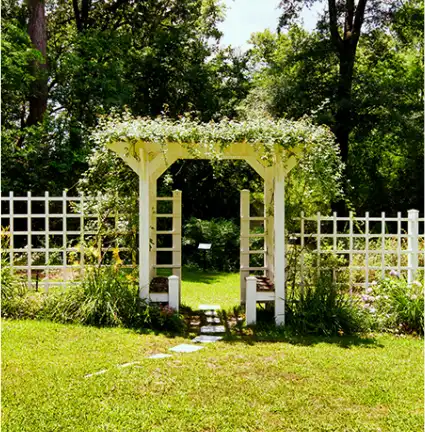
[1,192,424,292]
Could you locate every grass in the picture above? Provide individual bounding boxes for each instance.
[180,268,239,310]
[2,319,423,432]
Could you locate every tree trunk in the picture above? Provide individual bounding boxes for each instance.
[27,0,48,126]
[331,42,357,214]
[333,45,356,164]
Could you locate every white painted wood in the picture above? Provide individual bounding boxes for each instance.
[365,212,370,289]
[168,275,179,312]
[149,176,157,281]
[240,266,267,271]
[149,293,168,303]
[256,291,275,302]
[149,154,178,180]
[245,157,266,178]
[349,211,354,294]
[172,190,182,281]
[300,211,305,295]
[8,192,14,279]
[25,191,32,289]
[274,164,285,326]
[240,190,250,304]
[407,209,419,284]
[45,191,50,292]
[107,141,140,174]
[79,193,85,283]
[139,149,150,299]
[397,212,402,275]
[245,276,257,325]
[283,147,303,175]
[381,212,386,280]
[264,170,274,282]
[3,191,423,304]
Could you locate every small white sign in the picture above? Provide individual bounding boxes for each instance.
[198,243,212,250]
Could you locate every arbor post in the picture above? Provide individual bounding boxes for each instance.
[149,176,157,281]
[172,190,182,305]
[274,164,285,325]
[139,149,150,299]
[240,189,250,304]
[264,170,275,282]
[246,276,257,325]
[168,275,179,312]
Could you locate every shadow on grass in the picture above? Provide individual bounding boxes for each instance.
[181,268,229,285]
[219,330,384,349]
[176,306,383,349]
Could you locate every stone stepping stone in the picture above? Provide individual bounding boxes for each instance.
[117,361,140,368]
[147,354,172,359]
[169,344,204,353]
[84,369,107,378]
[198,305,220,310]
[200,325,226,334]
[206,317,221,324]
[192,335,222,343]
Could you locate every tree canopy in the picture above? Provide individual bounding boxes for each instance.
[1,0,423,219]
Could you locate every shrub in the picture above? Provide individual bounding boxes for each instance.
[286,273,368,336]
[41,266,137,326]
[361,277,424,334]
[143,304,187,334]
[2,264,186,334]
[182,217,240,272]
[1,256,45,319]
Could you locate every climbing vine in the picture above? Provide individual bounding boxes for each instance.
[93,113,343,203]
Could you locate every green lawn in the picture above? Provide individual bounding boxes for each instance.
[181,268,240,310]
[2,320,423,432]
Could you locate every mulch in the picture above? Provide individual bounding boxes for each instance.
[256,276,275,292]
[149,277,169,293]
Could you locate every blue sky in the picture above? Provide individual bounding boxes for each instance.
[218,0,325,50]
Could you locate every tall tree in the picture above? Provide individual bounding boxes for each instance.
[244,2,423,214]
[26,0,47,126]
[278,0,398,163]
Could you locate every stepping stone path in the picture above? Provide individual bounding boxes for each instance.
[192,335,222,343]
[197,304,226,337]
[148,354,172,359]
[169,344,204,353]
[85,304,225,377]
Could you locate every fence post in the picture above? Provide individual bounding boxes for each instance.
[27,191,32,289]
[9,192,14,279]
[45,191,50,292]
[168,275,179,312]
[240,190,250,304]
[407,209,419,285]
[245,276,257,325]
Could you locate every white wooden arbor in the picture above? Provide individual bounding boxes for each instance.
[107,138,300,325]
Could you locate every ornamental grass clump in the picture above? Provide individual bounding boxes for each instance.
[285,273,368,336]
[42,266,138,327]
[42,266,186,332]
